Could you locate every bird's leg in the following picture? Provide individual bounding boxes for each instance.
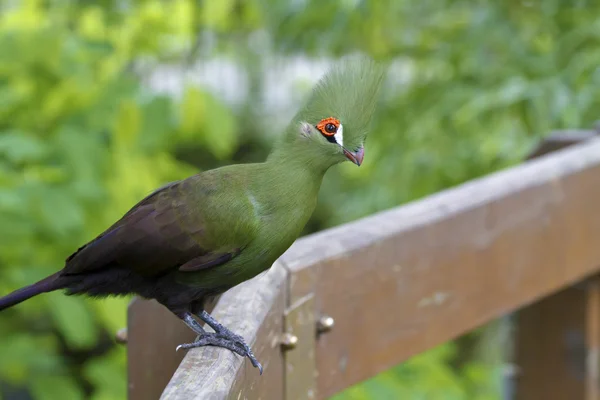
[177,311,246,355]
[196,310,262,373]
[175,311,263,374]
[198,310,245,343]
[181,312,206,335]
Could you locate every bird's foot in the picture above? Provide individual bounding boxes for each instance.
[216,329,261,373]
[176,332,263,374]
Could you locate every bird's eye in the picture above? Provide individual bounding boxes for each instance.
[316,117,340,137]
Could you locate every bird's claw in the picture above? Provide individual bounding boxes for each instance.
[235,342,262,374]
[175,332,263,374]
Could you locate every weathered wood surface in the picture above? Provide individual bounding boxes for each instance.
[511,129,598,400]
[586,277,600,400]
[514,278,600,400]
[280,137,600,397]
[515,286,586,400]
[156,133,600,399]
[128,298,196,400]
[160,262,287,400]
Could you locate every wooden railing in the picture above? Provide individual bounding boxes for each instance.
[124,128,600,400]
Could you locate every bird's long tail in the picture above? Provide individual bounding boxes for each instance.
[0,272,65,311]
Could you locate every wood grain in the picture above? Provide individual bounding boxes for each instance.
[586,278,600,400]
[511,129,599,400]
[280,137,600,398]
[515,286,586,400]
[128,298,196,400]
[160,262,287,400]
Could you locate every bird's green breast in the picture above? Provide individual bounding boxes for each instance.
[174,161,324,290]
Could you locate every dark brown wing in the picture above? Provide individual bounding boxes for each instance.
[63,180,239,277]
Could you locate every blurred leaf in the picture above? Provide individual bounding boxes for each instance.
[47,294,97,349]
[113,99,141,148]
[84,350,127,400]
[30,375,83,400]
[92,297,128,333]
[0,334,60,383]
[180,86,206,137]
[139,96,174,152]
[33,187,85,238]
[201,0,236,31]
[0,132,48,163]
[200,93,238,159]
[78,7,106,41]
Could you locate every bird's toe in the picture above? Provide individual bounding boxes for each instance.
[174,333,262,373]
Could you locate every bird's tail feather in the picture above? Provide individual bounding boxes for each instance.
[0,272,65,311]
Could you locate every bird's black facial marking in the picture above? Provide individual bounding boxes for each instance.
[324,135,337,144]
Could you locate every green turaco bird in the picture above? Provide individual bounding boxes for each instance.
[0,57,384,373]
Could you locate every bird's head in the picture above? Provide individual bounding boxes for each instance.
[274,56,384,170]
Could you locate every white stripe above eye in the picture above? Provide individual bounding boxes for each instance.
[334,124,344,146]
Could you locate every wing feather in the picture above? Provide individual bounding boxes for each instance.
[63,178,243,278]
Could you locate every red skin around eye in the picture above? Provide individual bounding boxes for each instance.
[316,117,340,136]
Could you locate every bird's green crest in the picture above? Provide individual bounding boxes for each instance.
[296,56,383,146]
[273,56,385,169]
[295,56,383,147]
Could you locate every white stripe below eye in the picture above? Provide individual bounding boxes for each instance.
[334,124,344,146]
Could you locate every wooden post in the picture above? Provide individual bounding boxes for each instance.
[281,260,318,400]
[127,298,196,400]
[160,263,287,400]
[513,130,600,400]
[514,280,600,400]
[586,278,600,400]
[514,286,586,400]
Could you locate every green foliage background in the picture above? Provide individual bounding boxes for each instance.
[1,0,599,399]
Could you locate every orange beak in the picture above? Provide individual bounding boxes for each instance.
[343,147,365,166]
